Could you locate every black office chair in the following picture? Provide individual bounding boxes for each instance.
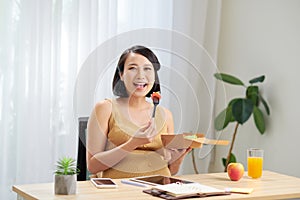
[77,117,89,181]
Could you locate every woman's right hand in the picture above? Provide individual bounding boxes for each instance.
[128,119,157,147]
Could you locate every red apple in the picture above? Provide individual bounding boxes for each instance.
[227,162,244,181]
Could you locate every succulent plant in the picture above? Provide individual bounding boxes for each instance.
[55,157,79,175]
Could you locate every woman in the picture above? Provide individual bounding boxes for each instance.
[87,45,191,178]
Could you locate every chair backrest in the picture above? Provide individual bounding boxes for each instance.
[77,117,89,181]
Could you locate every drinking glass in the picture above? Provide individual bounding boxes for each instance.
[247,148,264,178]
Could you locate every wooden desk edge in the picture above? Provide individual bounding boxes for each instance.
[13,185,38,200]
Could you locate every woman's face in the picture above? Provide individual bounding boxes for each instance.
[120,52,155,97]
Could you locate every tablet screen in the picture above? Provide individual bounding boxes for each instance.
[130,175,194,186]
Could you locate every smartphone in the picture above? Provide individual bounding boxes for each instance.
[90,178,118,189]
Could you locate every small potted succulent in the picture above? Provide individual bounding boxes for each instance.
[54,156,79,195]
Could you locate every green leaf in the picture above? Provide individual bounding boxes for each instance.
[228,98,239,107]
[232,98,254,124]
[214,73,245,86]
[222,158,226,167]
[228,109,236,123]
[227,99,238,122]
[222,153,237,167]
[246,86,259,106]
[55,157,78,175]
[249,75,265,84]
[253,106,265,134]
[214,107,232,130]
[259,95,270,115]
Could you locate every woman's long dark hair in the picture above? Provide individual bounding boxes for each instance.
[112,45,161,97]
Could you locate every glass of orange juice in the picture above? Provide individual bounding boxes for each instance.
[247,148,264,178]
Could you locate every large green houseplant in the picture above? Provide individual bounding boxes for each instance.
[54,156,79,195]
[214,73,270,172]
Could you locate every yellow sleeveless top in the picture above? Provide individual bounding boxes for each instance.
[97,99,171,178]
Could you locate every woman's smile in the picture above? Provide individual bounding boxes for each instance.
[133,82,148,89]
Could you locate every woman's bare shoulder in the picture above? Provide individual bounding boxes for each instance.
[159,106,173,118]
[159,106,174,133]
[94,99,113,116]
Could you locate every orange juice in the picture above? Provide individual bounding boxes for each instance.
[247,157,263,178]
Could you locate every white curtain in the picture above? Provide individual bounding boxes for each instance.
[0,0,221,199]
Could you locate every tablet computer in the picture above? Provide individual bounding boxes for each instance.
[130,175,194,186]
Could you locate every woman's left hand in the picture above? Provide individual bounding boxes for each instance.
[157,147,192,175]
[164,148,192,164]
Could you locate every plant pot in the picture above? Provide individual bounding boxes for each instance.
[54,174,77,195]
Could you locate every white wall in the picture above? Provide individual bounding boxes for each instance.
[212,0,300,177]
